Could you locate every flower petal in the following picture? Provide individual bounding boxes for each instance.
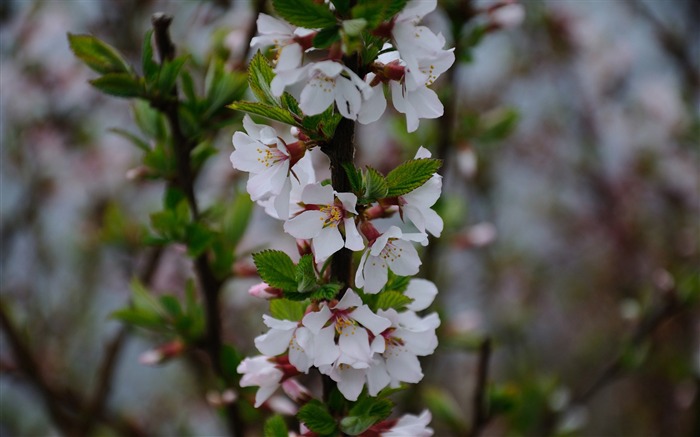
[284,210,325,239]
[313,226,345,262]
[404,278,438,311]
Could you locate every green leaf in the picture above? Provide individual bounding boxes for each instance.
[272,0,337,29]
[281,92,302,116]
[385,158,442,197]
[133,99,167,140]
[310,283,342,301]
[264,415,289,437]
[297,400,337,436]
[156,56,188,95]
[68,33,130,74]
[89,74,143,98]
[205,59,248,118]
[383,272,411,293]
[374,290,413,311]
[159,295,182,318]
[384,0,409,17]
[248,51,279,106]
[331,0,351,15]
[141,30,158,82]
[343,163,363,194]
[269,299,308,322]
[109,128,150,152]
[351,0,407,29]
[342,19,367,37]
[423,386,469,434]
[363,167,389,202]
[110,308,162,328]
[253,250,298,292]
[296,255,317,292]
[228,101,297,126]
[341,396,394,435]
[131,279,166,317]
[224,192,254,251]
[186,223,215,257]
[314,25,341,49]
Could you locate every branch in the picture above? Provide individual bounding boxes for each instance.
[150,13,241,437]
[468,337,492,437]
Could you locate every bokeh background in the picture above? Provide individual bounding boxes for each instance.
[1,0,699,436]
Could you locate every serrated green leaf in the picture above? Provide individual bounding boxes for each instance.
[343,163,363,194]
[68,33,130,75]
[298,400,337,435]
[296,255,317,292]
[331,0,351,15]
[269,299,308,321]
[314,25,341,48]
[272,0,337,29]
[342,396,394,435]
[281,92,302,116]
[385,158,442,197]
[253,250,298,291]
[90,74,143,98]
[340,416,376,436]
[363,167,388,202]
[228,101,297,126]
[352,0,407,29]
[311,283,342,300]
[248,51,279,106]
[264,415,289,437]
[374,290,413,311]
[384,272,411,293]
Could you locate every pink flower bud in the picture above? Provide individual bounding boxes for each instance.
[139,340,185,365]
[248,282,283,300]
[281,379,312,404]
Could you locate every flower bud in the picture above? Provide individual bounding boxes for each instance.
[139,340,185,365]
[206,389,238,407]
[281,379,312,404]
[248,282,283,300]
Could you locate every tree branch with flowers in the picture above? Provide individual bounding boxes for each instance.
[231,0,452,435]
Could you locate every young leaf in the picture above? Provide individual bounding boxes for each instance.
[109,128,151,152]
[384,158,442,197]
[310,283,342,301]
[296,255,317,292]
[281,92,302,116]
[141,30,158,82]
[341,396,394,435]
[297,400,337,436]
[272,0,338,29]
[248,51,279,106]
[374,290,413,311]
[363,167,389,202]
[314,25,341,49]
[68,33,130,74]
[89,74,143,98]
[186,223,215,257]
[269,299,308,321]
[253,250,298,292]
[343,163,364,194]
[264,415,289,437]
[156,56,188,95]
[228,101,297,126]
[223,192,254,251]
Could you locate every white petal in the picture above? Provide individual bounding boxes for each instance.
[263,315,298,329]
[301,182,334,205]
[270,65,309,96]
[254,383,279,408]
[355,249,370,288]
[312,60,344,78]
[362,255,389,294]
[386,240,421,276]
[397,0,437,22]
[422,207,443,237]
[272,177,292,220]
[404,278,438,311]
[338,325,372,364]
[313,226,344,262]
[300,77,336,115]
[334,76,363,120]
[366,360,391,396]
[357,83,387,125]
[276,43,302,71]
[335,367,366,401]
[314,325,340,367]
[255,329,294,356]
[343,218,365,251]
[414,146,432,159]
[256,13,294,38]
[351,305,391,335]
[302,305,332,333]
[403,175,442,208]
[336,288,362,310]
[335,192,358,213]
[284,210,325,239]
[386,348,423,383]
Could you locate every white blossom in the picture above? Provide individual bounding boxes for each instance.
[355,226,422,294]
[237,355,284,407]
[254,315,315,373]
[250,13,312,72]
[284,183,364,262]
[270,60,370,120]
[399,147,443,236]
[381,410,434,437]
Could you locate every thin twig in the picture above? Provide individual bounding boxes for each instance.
[150,13,241,437]
[468,337,492,437]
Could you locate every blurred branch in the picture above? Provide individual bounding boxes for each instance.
[78,247,163,437]
[543,289,685,435]
[150,13,242,437]
[468,337,492,437]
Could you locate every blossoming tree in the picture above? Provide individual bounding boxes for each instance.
[229,1,452,435]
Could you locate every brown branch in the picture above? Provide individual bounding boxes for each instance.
[468,337,492,437]
[150,13,241,437]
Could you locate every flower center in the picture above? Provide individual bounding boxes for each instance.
[256,145,287,168]
[420,63,438,86]
[319,204,343,227]
[379,238,404,262]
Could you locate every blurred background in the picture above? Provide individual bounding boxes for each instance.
[1,0,698,436]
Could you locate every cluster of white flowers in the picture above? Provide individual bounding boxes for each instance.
[231,2,452,435]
